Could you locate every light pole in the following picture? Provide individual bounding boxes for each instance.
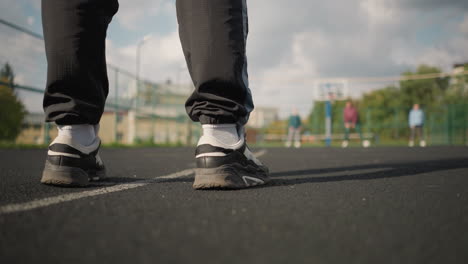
[129,34,152,144]
[174,64,193,145]
[136,34,152,95]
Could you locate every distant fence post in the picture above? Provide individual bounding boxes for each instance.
[114,68,119,143]
[448,105,453,145]
[325,100,332,147]
[428,114,433,145]
[444,105,451,145]
[151,88,156,144]
[393,108,399,139]
[464,105,467,146]
[366,108,371,134]
[44,123,50,145]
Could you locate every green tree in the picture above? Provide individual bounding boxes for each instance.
[399,64,449,108]
[0,63,25,141]
[0,62,15,91]
[359,85,405,138]
[445,63,468,104]
[307,100,348,135]
[356,65,451,139]
[308,65,452,140]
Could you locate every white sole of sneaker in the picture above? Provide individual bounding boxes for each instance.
[41,161,106,187]
[193,164,269,190]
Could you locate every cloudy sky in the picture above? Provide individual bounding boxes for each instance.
[0,0,467,116]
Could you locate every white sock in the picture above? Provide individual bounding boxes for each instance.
[57,124,96,146]
[202,124,239,146]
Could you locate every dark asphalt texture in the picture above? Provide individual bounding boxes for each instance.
[1,146,467,264]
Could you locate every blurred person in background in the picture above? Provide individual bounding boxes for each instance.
[408,103,426,147]
[285,108,302,148]
[342,101,369,148]
[39,0,269,189]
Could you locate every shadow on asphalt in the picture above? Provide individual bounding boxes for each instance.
[150,158,468,187]
[269,158,468,186]
[89,158,468,188]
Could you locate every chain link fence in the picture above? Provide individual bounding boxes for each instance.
[0,18,199,146]
[1,18,467,147]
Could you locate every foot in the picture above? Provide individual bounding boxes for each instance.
[419,140,426,147]
[362,140,370,148]
[41,135,106,187]
[294,141,301,148]
[193,129,270,190]
[341,140,349,148]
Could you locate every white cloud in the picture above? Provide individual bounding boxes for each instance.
[106,30,188,84]
[0,0,29,27]
[2,0,468,117]
[245,0,468,116]
[251,31,333,117]
[0,31,46,112]
[360,0,398,27]
[115,0,174,31]
[392,46,454,69]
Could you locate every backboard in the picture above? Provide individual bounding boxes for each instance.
[314,80,349,101]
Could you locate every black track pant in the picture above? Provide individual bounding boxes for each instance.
[42,0,253,125]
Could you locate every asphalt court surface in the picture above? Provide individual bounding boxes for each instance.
[1,146,467,263]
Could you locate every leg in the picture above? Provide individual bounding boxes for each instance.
[344,123,350,141]
[42,0,118,125]
[286,127,294,147]
[417,126,423,140]
[342,122,350,148]
[417,126,426,147]
[409,126,415,147]
[293,128,301,148]
[356,123,363,141]
[176,0,253,125]
[410,126,416,141]
[356,123,369,147]
[41,0,118,186]
[177,0,268,189]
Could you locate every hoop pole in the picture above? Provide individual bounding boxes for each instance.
[325,100,332,147]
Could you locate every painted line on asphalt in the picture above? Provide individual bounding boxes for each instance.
[0,150,267,215]
[253,149,267,158]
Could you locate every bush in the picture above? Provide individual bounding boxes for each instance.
[0,85,26,141]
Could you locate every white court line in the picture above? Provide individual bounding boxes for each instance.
[0,150,267,215]
[253,149,267,158]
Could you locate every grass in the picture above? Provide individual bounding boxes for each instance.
[251,139,411,148]
[0,142,48,149]
[1,139,463,149]
[0,140,195,149]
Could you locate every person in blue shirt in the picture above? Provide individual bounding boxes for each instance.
[285,108,302,148]
[408,104,426,147]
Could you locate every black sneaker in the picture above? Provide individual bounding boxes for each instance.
[41,136,106,187]
[193,130,269,189]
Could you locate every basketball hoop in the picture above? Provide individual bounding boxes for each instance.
[314,80,349,102]
[314,80,349,147]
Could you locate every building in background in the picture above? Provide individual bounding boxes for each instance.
[16,82,201,145]
[16,113,56,144]
[247,107,279,129]
[453,63,468,74]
